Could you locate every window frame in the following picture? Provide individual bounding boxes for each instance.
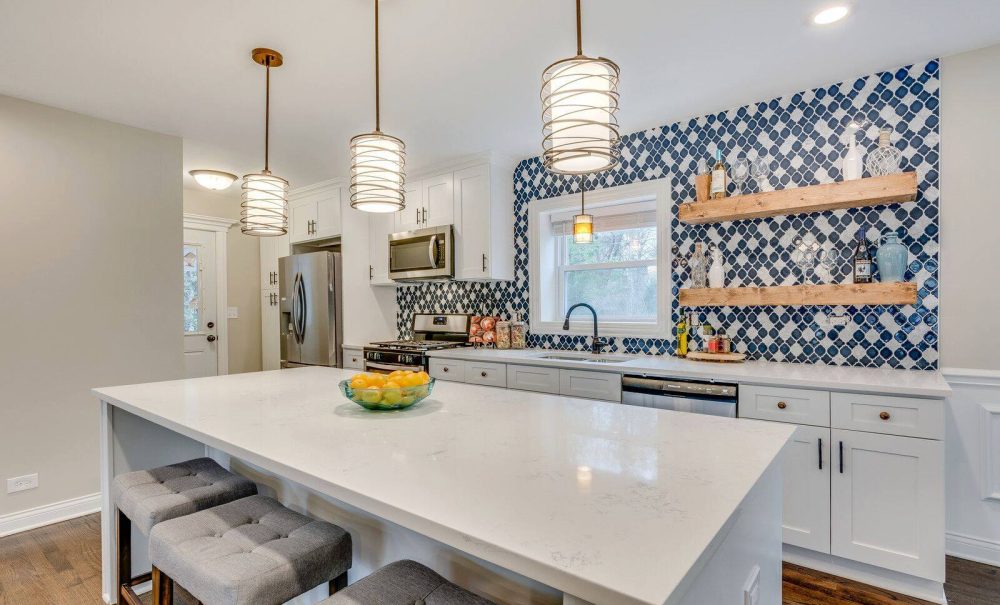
[529,178,672,338]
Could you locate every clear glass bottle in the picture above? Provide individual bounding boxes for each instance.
[690,243,708,288]
[865,126,902,176]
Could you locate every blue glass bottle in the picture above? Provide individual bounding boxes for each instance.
[876,232,908,282]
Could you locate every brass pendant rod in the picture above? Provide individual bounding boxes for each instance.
[374,0,381,132]
[580,174,586,213]
[575,0,583,56]
[264,58,271,172]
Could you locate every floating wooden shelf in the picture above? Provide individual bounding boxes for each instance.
[678,283,918,307]
[678,172,918,225]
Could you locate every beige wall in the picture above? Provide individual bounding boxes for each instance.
[940,44,1000,371]
[183,189,262,374]
[0,95,183,516]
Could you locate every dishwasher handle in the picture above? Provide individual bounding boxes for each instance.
[622,376,737,399]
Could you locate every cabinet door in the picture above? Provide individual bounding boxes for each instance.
[830,429,945,581]
[455,164,491,279]
[429,358,466,382]
[261,290,281,370]
[368,213,394,285]
[782,425,831,553]
[394,180,423,232]
[507,364,561,394]
[289,198,317,243]
[313,186,343,239]
[559,370,621,402]
[422,173,454,227]
[259,233,290,290]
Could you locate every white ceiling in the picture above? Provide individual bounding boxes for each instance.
[2,0,999,191]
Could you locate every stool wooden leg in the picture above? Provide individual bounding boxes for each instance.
[152,565,174,605]
[116,508,131,604]
[330,571,349,594]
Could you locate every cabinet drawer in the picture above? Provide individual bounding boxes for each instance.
[560,370,621,402]
[466,362,507,388]
[831,393,943,439]
[507,364,560,394]
[739,385,830,426]
[429,358,466,382]
[343,347,364,370]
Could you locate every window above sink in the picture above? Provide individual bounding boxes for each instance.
[528,179,672,338]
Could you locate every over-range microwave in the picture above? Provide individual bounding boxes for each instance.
[388,225,454,281]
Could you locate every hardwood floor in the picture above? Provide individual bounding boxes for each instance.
[1,514,997,604]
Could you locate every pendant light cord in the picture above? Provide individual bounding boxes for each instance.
[374,0,381,132]
[264,57,271,172]
[575,0,583,56]
[580,174,586,213]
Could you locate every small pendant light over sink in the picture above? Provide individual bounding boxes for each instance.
[241,48,289,236]
[573,175,594,244]
[350,0,406,213]
[541,0,621,175]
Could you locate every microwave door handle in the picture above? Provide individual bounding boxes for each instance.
[428,235,439,269]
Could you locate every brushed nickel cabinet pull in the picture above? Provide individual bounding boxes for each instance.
[879,411,891,420]
[777,401,787,409]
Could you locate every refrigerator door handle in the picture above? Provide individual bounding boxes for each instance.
[296,272,307,344]
[428,235,439,269]
[290,273,301,344]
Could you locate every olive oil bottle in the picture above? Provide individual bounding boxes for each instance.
[676,309,689,358]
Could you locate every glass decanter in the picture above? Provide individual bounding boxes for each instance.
[865,126,902,176]
[690,243,708,288]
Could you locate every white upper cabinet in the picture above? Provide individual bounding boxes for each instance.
[451,154,514,281]
[422,173,454,228]
[394,181,424,233]
[368,211,395,286]
[288,180,344,243]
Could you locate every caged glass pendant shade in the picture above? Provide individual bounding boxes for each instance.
[350,131,406,213]
[241,172,289,236]
[573,177,594,244]
[541,0,620,175]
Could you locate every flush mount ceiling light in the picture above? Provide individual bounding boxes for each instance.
[541,0,621,175]
[350,0,406,213]
[189,170,237,191]
[813,5,850,25]
[573,176,594,244]
[241,48,289,237]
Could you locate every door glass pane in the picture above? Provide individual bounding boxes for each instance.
[183,245,200,333]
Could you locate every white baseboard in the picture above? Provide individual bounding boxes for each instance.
[0,492,100,537]
[947,531,1000,567]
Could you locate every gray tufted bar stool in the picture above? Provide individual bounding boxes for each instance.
[148,494,352,605]
[320,560,496,605]
[112,457,258,605]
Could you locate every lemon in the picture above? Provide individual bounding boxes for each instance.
[400,395,415,406]
[381,389,403,405]
[360,389,382,404]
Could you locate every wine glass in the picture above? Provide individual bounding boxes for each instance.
[731,158,751,195]
[750,156,771,192]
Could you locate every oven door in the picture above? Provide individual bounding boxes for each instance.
[388,225,454,281]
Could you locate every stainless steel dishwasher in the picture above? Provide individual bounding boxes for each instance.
[621,375,738,417]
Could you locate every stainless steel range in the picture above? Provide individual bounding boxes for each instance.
[364,313,471,373]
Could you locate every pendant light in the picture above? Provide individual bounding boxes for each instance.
[541,0,621,175]
[350,0,406,213]
[573,175,594,244]
[241,48,289,237]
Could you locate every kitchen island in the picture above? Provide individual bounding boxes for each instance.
[94,366,793,605]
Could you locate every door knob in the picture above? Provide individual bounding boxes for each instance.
[206,335,217,342]
[207,321,215,329]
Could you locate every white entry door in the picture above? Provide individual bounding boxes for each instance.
[183,228,219,377]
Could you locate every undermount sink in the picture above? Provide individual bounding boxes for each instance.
[538,354,630,364]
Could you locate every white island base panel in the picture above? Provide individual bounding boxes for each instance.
[96,367,792,605]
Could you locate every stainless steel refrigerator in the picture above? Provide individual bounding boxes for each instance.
[279,251,343,368]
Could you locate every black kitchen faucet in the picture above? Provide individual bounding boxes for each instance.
[563,303,607,355]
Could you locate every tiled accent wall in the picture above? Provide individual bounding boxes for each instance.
[397,60,940,369]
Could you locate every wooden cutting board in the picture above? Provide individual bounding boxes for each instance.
[686,351,747,363]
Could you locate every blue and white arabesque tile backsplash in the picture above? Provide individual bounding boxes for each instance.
[397,60,940,370]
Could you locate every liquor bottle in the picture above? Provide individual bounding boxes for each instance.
[710,149,728,199]
[852,235,873,283]
[676,309,688,358]
[690,243,708,288]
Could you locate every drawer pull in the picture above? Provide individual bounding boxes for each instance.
[352,357,358,363]
[481,371,488,377]
[879,411,891,420]
[777,401,787,409]
[443,367,449,373]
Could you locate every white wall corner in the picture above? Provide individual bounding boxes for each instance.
[0,492,100,537]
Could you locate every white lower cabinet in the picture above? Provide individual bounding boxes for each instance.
[465,362,507,388]
[429,358,466,382]
[261,290,281,370]
[781,424,831,553]
[343,346,364,370]
[507,364,561,394]
[830,429,945,581]
[559,369,621,402]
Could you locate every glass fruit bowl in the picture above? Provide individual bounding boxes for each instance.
[339,378,436,411]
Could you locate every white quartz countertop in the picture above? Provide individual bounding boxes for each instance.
[93,367,793,605]
[427,348,952,398]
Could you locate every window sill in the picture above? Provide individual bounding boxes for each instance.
[532,320,669,339]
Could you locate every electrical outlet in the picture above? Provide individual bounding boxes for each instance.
[743,565,760,605]
[7,473,38,494]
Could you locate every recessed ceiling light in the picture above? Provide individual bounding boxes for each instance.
[189,169,237,191]
[813,5,849,25]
